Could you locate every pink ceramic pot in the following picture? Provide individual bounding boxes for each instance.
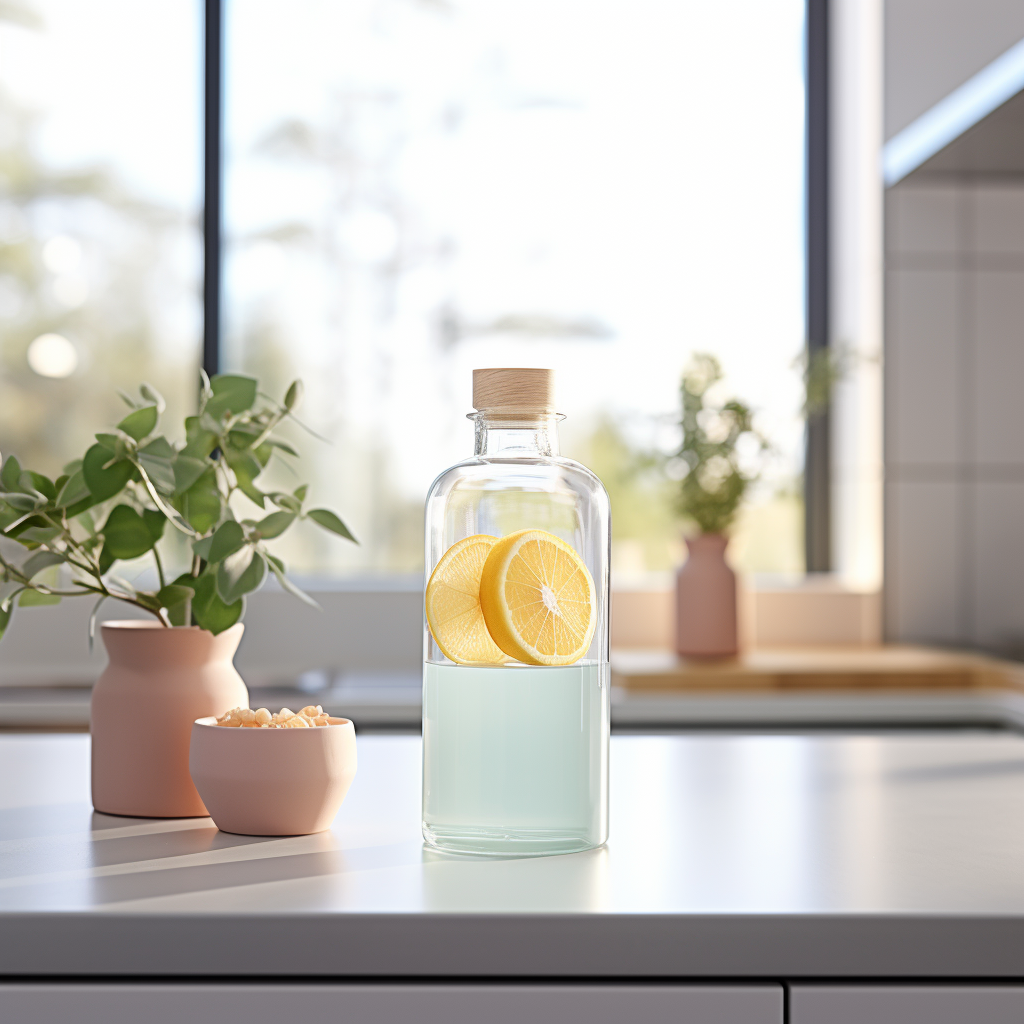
[91,621,248,818]
[189,717,357,835]
[675,533,739,658]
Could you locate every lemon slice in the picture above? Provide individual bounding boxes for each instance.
[425,535,508,665]
[479,529,597,666]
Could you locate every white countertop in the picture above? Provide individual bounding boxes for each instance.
[4,683,1024,730]
[2,731,1024,979]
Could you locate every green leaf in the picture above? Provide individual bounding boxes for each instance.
[225,448,265,508]
[137,455,175,494]
[0,492,42,512]
[177,468,222,534]
[94,433,120,453]
[0,506,21,532]
[227,428,261,450]
[1,456,22,492]
[284,379,303,411]
[16,525,62,544]
[307,508,357,543]
[22,471,56,501]
[139,436,176,459]
[157,584,194,627]
[172,455,208,495]
[82,443,133,502]
[253,443,273,468]
[191,534,214,561]
[199,411,222,434]
[142,508,166,542]
[64,494,100,519]
[117,405,158,441]
[136,438,177,494]
[21,551,65,578]
[181,418,218,459]
[101,505,156,560]
[19,590,61,607]
[206,375,257,419]
[5,513,52,538]
[140,383,166,413]
[56,470,91,508]
[188,570,244,634]
[269,492,302,513]
[227,419,264,435]
[293,484,308,503]
[264,438,299,458]
[253,510,294,539]
[158,584,194,606]
[217,548,266,604]
[0,600,12,642]
[132,592,162,614]
[98,545,115,575]
[207,520,245,563]
[139,462,175,496]
[62,458,83,476]
[133,460,194,536]
[266,554,320,609]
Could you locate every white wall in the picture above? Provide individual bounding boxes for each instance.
[0,583,424,687]
[885,182,1024,654]
[885,0,1024,138]
[831,0,884,593]
[882,1,1024,653]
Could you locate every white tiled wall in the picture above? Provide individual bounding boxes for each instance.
[885,268,960,465]
[886,478,962,642]
[973,270,1024,464]
[885,180,1024,653]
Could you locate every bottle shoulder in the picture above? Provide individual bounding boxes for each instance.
[425,454,609,505]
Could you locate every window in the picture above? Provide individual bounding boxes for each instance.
[0,1,202,477]
[222,0,807,579]
[1,1,806,584]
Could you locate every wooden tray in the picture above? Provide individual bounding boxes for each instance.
[611,646,1024,693]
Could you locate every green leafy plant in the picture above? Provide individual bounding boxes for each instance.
[0,374,355,641]
[673,353,769,535]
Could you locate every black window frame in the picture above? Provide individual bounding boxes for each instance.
[201,0,830,571]
[805,0,830,573]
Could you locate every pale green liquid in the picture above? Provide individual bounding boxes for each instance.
[422,661,609,856]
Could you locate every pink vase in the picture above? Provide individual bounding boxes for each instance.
[675,533,738,658]
[91,621,248,818]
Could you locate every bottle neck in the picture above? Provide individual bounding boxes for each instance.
[472,412,561,457]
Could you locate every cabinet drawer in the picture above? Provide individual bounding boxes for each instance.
[791,985,1024,1024]
[3,983,783,1024]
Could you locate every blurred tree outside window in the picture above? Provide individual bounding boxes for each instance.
[1,0,805,585]
[224,0,807,580]
[0,0,202,479]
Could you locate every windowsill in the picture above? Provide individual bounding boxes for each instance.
[4,652,1024,733]
[612,574,882,649]
[1,575,880,690]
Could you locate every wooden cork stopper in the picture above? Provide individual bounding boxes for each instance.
[472,368,555,413]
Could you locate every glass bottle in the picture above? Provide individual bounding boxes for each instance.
[422,368,610,856]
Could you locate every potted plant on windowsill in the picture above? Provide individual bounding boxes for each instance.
[672,354,767,658]
[0,373,355,817]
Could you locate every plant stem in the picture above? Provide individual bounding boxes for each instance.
[152,545,167,589]
[31,586,104,598]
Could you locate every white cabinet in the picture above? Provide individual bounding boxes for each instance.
[791,985,1024,1024]
[2,983,783,1024]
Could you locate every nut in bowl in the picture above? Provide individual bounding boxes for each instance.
[189,707,357,836]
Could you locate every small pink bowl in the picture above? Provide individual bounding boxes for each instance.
[189,716,357,836]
